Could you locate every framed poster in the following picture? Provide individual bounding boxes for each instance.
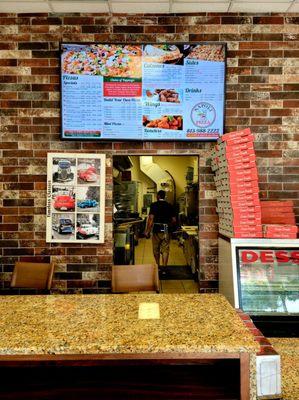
[60,43,226,141]
[46,153,106,243]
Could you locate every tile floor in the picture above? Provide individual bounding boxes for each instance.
[135,238,186,266]
[135,238,199,293]
[160,279,199,293]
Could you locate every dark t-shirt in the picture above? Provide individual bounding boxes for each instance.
[149,200,175,232]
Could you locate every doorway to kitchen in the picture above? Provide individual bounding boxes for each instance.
[113,155,199,293]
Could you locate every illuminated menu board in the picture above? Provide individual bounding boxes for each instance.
[61,43,226,141]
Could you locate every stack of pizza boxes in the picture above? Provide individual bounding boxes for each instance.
[211,128,263,238]
[261,201,298,238]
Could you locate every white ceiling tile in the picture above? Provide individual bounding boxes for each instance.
[0,1,51,12]
[50,1,109,13]
[234,0,291,2]
[172,2,229,12]
[288,2,299,11]
[230,2,292,12]
[111,0,166,2]
[111,2,169,13]
[173,0,229,2]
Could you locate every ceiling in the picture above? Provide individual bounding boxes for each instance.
[0,0,298,14]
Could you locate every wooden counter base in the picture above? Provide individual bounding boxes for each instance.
[0,353,250,400]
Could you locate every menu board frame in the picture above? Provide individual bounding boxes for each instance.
[60,42,227,142]
[46,153,106,244]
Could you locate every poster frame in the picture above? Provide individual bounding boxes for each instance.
[46,152,106,244]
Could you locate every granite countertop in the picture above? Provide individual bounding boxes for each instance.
[0,294,259,356]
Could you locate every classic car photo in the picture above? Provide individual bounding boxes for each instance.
[53,159,75,183]
[77,224,99,239]
[54,195,75,211]
[77,199,98,209]
[78,164,98,183]
[52,218,74,235]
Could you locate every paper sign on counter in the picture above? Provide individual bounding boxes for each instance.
[138,303,160,320]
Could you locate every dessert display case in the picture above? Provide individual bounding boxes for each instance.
[219,237,299,337]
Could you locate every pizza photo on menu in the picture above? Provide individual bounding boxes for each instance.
[186,44,225,62]
[62,44,142,78]
[142,44,183,64]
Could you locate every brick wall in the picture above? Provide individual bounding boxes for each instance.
[0,13,298,293]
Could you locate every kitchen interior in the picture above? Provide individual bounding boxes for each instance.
[113,155,199,293]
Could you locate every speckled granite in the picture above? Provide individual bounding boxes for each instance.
[269,338,299,400]
[0,294,259,355]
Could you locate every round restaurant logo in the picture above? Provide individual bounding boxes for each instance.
[191,102,216,128]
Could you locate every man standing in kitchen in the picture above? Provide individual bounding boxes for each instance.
[144,190,176,272]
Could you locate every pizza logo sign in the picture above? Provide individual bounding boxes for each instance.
[191,102,216,128]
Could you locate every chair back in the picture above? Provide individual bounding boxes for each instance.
[112,264,159,293]
[11,262,55,290]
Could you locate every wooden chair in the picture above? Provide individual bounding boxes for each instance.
[112,264,160,293]
[11,261,55,291]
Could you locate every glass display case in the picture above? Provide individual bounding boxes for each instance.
[237,247,299,315]
[219,237,299,336]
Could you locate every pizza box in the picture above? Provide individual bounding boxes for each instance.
[219,229,262,239]
[229,180,259,188]
[223,188,259,197]
[218,160,257,171]
[227,161,257,175]
[217,192,260,200]
[217,153,256,165]
[261,215,296,225]
[215,180,258,191]
[263,224,298,233]
[226,153,256,167]
[219,128,252,141]
[216,168,258,180]
[219,207,260,216]
[263,232,297,239]
[222,213,262,222]
[217,211,261,220]
[261,209,295,215]
[216,145,255,158]
[224,142,254,151]
[217,198,261,209]
[221,218,261,226]
[261,200,294,208]
[225,153,256,163]
[219,225,262,235]
[261,208,295,216]
[228,186,259,195]
[227,165,257,175]
[229,189,260,198]
[217,197,260,207]
[216,141,254,153]
[218,133,254,145]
